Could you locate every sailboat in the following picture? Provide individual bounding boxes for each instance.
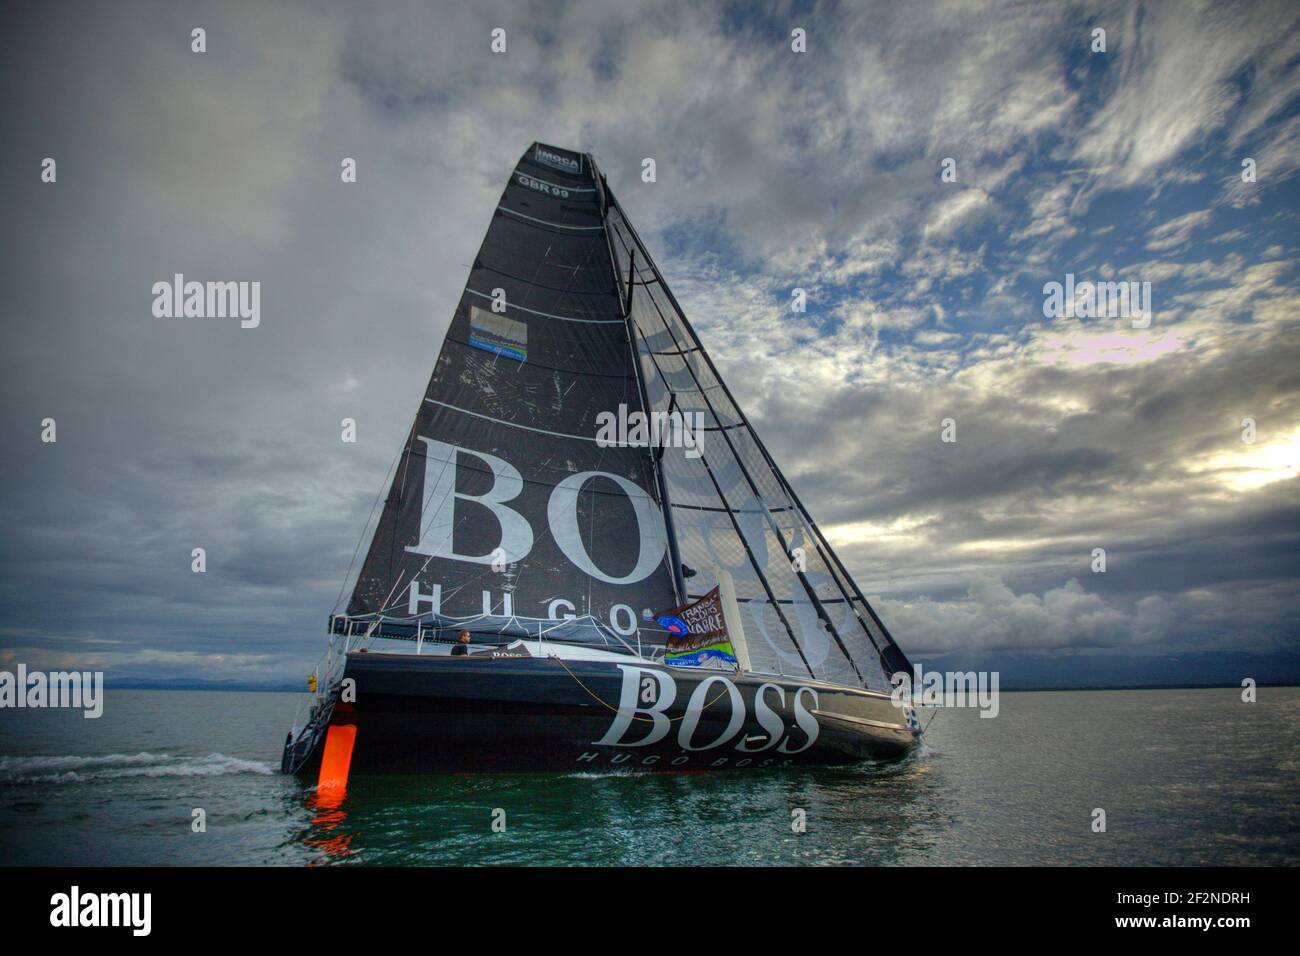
[282,142,921,779]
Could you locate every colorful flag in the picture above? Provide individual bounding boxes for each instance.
[655,587,738,670]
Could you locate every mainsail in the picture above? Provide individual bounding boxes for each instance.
[341,142,911,692]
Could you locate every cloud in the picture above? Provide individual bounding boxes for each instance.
[1145,208,1212,251]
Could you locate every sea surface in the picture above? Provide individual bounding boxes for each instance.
[1,687,1296,866]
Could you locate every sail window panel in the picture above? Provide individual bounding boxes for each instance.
[638,363,739,433]
[668,510,723,598]
[658,445,735,508]
[667,463,873,685]
[661,385,742,429]
[850,597,894,662]
[735,487,886,683]
[640,347,744,427]
[604,210,637,268]
[737,496,891,687]
[754,538,863,681]
[659,441,754,507]
[640,352,670,409]
[636,281,705,358]
[632,324,745,428]
[784,527,867,607]
[641,349,699,393]
[634,324,678,355]
[736,600,808,679]
[683,364,744,428]
[671,506,770,600]
[726,426,802,512]
[760,558,865,683]
[723,425,892,662]
[669,511,811,679]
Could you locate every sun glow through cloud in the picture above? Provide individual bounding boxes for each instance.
[1203,431,1300,492]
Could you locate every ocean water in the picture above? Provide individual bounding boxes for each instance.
[0,687,1296,866]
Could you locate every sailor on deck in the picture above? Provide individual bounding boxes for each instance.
[451,629,471,656]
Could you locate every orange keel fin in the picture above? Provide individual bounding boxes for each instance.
[316,723,357,807]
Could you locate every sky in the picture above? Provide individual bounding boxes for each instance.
[1,0,1297,688]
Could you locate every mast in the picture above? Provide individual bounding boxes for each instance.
[593,160,686,605]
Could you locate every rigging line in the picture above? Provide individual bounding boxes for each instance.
[610,224,817,671]
[378,442,462,614]
[381,421,418,608]
[598,190,684,605]
[614,206,863,685]
[922,707,939,734]
[629,314,815,679]
[384,491,485,614]
[332,435,407,615]
[610,199,901,676]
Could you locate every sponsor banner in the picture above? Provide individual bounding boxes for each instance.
[657,587,738,669]
[469,305,528,362]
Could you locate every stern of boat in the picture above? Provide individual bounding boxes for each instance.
[280,626,350,774]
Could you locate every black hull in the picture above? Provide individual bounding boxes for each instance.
[285,652,919,776]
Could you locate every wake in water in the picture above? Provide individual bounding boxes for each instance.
[0,752,274,785]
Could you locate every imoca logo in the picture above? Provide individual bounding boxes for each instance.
[534,144,580,172]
